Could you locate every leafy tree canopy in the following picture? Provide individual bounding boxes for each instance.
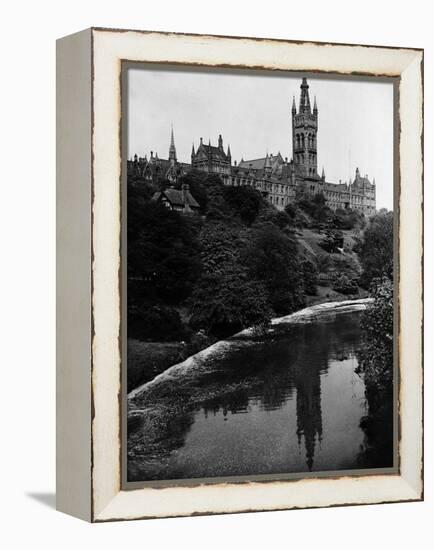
[355,210,394,288]
[128,201,201,306]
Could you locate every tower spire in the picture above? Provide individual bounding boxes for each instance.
[292,95,297,115]
[299,77,311,114]
[168,125,177,162]
[313,95,318,115]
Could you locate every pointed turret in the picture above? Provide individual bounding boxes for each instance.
[227,144,231,161]
[264,153,272,175]
[191,142,195,156]
[292,95,297,115]
[321,166,325,181]
[313,96,318,116]
[218,134,223,150]
[168,125,177,163]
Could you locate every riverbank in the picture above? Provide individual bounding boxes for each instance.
[129,297,372,400]
[127,303,372,481]
[128,295,371,393]
[127,340,186,392]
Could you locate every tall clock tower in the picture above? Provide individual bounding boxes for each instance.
[292,78,318,178]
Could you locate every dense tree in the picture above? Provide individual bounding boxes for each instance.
[243,223,306,315]
[294,191,333,226]
[223,185,266,225]
[355,210,394,288]
[128,201,201,306]
[332,208,365,231]
[258,207,292,230]
[189,220,272,337]
[356,277,394,466]
[189,264,272,338]
[357,278,393,388]
[129,303,187,342]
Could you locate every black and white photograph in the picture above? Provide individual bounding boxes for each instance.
[125,66,396,483]
[1,0,429,539]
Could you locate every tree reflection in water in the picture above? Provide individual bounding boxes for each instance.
[128,311,393,481]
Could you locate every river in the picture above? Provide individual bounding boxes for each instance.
[127,299,393,482]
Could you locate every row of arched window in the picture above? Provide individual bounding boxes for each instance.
[295,133,316,150]
[270,195,290,207]
[295,152,316,165]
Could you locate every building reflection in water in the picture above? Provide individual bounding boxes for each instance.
[128,311,378,481]
[291,315,360,471]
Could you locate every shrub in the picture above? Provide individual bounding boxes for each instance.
[332,274,358,295]
[357,277,393,389]
[223,185,266,225]
[319,229,344,253]
[128,302,187,342]
[355,210,394,288]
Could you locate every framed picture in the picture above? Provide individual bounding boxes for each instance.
[56,28,423,522]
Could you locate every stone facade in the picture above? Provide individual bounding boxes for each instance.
[128,77,376,216]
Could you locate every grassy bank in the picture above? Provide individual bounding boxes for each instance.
[127,340,186,392]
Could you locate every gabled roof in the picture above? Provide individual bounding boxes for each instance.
[353,176,373,187]
[152,188,200,209]
[196,143,229,162]
[238,153,284,171]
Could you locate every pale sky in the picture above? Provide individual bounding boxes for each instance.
[127,65,394,210]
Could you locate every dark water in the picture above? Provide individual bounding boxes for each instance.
[128,311,394,481]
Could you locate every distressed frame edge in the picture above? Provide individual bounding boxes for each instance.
[56,28,93,522]
[90,29,423,522]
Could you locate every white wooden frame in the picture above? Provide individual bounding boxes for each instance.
[56,28,423,522]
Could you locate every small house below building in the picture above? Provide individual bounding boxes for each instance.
[151,184,200,214]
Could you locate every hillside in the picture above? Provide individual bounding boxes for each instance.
[297,227,367,305]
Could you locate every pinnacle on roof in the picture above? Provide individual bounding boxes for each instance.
[292,95,297,114]
[313,96,318,113]
[264,153,272,170]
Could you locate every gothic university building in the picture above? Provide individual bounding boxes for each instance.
[128,78,376,215]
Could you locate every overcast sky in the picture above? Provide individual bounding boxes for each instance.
[127,66,394,210]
